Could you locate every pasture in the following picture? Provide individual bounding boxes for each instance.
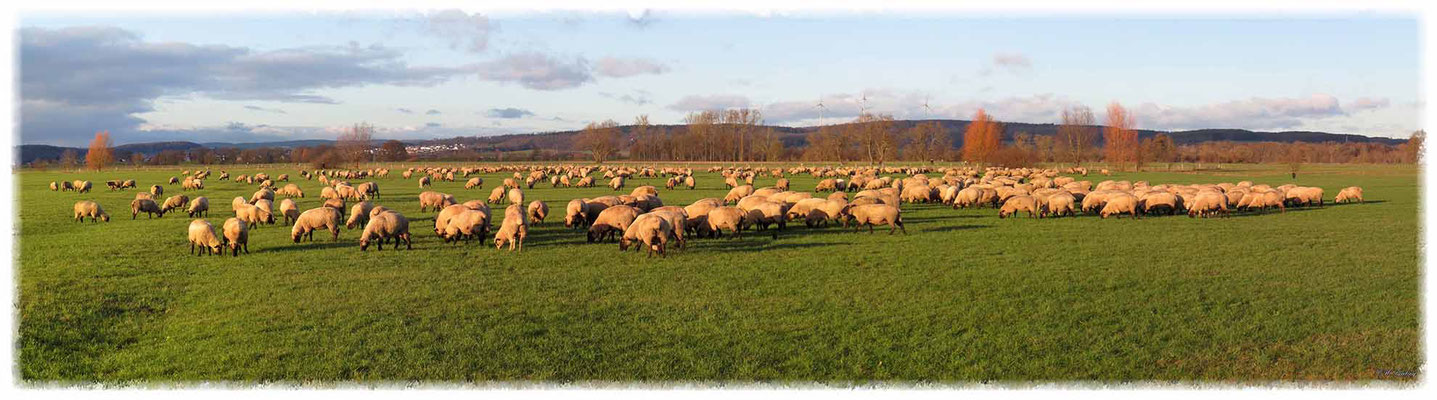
[15,162,1420,383]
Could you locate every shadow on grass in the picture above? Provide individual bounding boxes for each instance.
[922,224,988,233]
[263,241,354,253]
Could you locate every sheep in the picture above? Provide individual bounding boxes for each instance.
[346,201,375,229]
[684,175,696,189]
[998,196,1040,219]
[609,176,626,191]
[72,200,110,222]
[576,176,595,187]
[620,213,673,257]
[250,188,275,205]
[705,206,746,239]
[1334,186,1364,203]
[418,176,431,187]
[508,188,525,205]
[356,182,380,199]
[744,201,789,238]
[493,204,528,251]
[1186,192,1228,218]
[232,203,267,227]
[222,218,250,257]
[50,181,60,191]
[131,198,164,219]
[188,219,224,256]
[503,178,519,189]
[465,177,484,189]
[1042,192,1077,218]
[587,205,640,243]
[631,185,659,198]
[275,198,298,225]
[320,186,339,200]
[157,195,188,214]
[442,207,492,244]
[774,178,790,192]
[434,204,472,238]
[360,211,413,251]
[1138,191,1180,216]
[1100,193,1142,219]
[528,201,549,225]
[564,199,589,228]
[842,204,906,234]
[665,177,678,190]
[419,191,457,211]
[277,184,304,198]
[75,180,92,193]
[252,199,276,225]
[724,185,755,204]
[487,187,506,204]
[291,207,343,242]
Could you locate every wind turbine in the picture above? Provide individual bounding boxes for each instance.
[816,97,827,127]
[857,93,870,116]
[923,96,933,120]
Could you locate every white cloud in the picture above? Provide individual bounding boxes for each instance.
[474,52,592,90]
[667,94,752,111]
[593,57,670,78]
[423,9,494,53]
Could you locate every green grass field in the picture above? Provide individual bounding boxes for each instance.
[15,162,1421,383]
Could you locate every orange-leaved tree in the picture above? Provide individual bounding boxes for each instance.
[85,130,114,171]
[1103,102,1140,171]
[961,109,1002,164]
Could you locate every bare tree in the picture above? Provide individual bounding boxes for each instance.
[579,120,621,163]
[1057,106,1098,165]
[337,123,374,168]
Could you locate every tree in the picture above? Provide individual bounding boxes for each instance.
[1103,102,1140,171]
[336,123,374,168]
[378,140,409,162]
[961,109,1003,164]
[85,131,114,171]
[903,121,947,162]
[1142,133,1176,164]
[579,119,621,163]
[1056,106,1098,165]
[758,127,785,161]
[59,149,78,169]
[854,113,897,165]
[1405,130,1425,163]
[128,151,145,166]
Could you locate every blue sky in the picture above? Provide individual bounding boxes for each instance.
[18,10,1423,146]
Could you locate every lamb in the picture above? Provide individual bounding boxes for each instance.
[527,200,549,224]
[291,207,343,242]
[360,210,413,251]
[705,206,747,239]
[160,195,190,214]
[998,196,1040,219]
[493,204,528,252]
[346,201,375,229]
[724,185,755,204]
[587,205,640,243]
[131,198,164,219]
[72,200,110,222]
[842,204,906,234]
[465,177,484,189]
[188,219,224,256]
[185,197,209,218]
[419,191,457,211]
[620,213,673,257]
[1335,186,1364,203]
[1101,193,1142,219]
[278,198,299,225]
[222,218,250,256]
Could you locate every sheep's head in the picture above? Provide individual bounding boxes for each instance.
[100,213,111,222]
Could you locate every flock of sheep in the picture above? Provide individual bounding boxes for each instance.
[53,163,1366,258]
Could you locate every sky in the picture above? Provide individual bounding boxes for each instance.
[16,9,1424,146]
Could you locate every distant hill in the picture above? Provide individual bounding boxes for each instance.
[16,120,1407,164]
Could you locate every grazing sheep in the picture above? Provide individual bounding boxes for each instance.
[465,177,484,189]
[232,203,267,227]
[320,186,339,200]
[1186,192,1229,218]
[487,187,506,204]
[705,206,747,239]
[775,178,790,191]
[291,207,343,242]
[356,182,380,199]
[1138,192,1180,216]
[250,188,275,205]
[434,204,472,238]
[842,204,906,234]
[493,204,528,251]
[564,199,589,228]
[346,201,375,229]
[1284,186,1325,207]
[278,198,299,225]
[50,181,59,191]
[188,219,224,256]
[684,175,696,189]
[724,185,755,204]
[609,176,626,191]
[631,185,659,198]
[528,201,549,225]
[815,179,838,192]
[998,196,1040,219]
[1335,186,1364,203]
[187,197,210,218]
[419,191,457,211]
[1100,193,1142,219]
[60,181,75,191]
[222,218,250,257]
[587,205,640,243]
[360,211,413,251]
[418,176,431,187]
[1043,193,1077,218]
[620,214,673,257]
[131,198,164,219]
[508,188,525,205]
[75,180,93,193]
[744,201,789,238]
[252,199,276,225]
[277,184,304,198]
[72,200,110,222]
[160,195,190,214]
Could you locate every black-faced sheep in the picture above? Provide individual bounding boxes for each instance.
[842,204,905,234]
[360,211,413,251]
[291,207,342,242]
[620,213,673,257]
[587,205,639,243]
[222,218,250,257]
[188,219,223,255]
[73,200,110,222]
[493,204,527,252]
[131,198,163,219]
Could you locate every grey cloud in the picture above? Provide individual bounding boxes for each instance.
[244,105,287,114]
[396,108,414,114]
[474,52,592,90]
[426,109,442,115]
[20,26,474,145]
[486,108,535,119]
[424,9,494,53]
[599,90,653,105]
[667,94,751,111]
[426,122,442,128]
[1134,94,1350,131]
[593,57,669,78]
